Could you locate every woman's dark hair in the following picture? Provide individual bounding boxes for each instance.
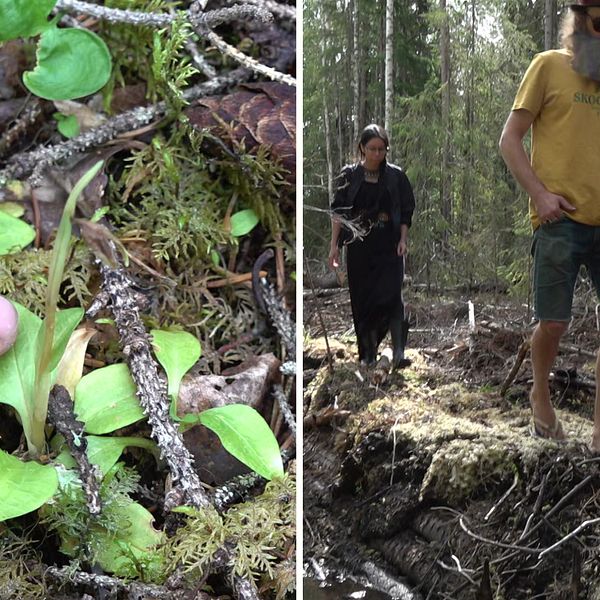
[357,124,389,159]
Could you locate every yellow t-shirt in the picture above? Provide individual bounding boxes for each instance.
[513,49,600,229]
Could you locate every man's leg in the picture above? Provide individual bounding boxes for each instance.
[592,349,600,452]
[530,320,568,436]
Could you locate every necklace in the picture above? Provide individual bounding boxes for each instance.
[363,165,379,181]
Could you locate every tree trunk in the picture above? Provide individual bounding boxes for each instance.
[440,0,452,232]
[544,0,557,50]
[384,0,394,152]
[324,96,334,204]
[352,0,360,146]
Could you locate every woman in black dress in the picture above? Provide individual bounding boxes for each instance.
[328,124,415,367]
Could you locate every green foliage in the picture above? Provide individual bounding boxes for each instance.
[55,435,158,477]
[230,209,260,237]
[53,113,80,138]
[0,242,94,315]
[0,0,56,42]
[23,26,112,100]
[43,464,165,580]
[98,0,178,112]
[0,210,35,255]
[164,476,295,588]
[151,15,197,113]
[0,450,58,521]
[0,302,82,456]
[74,363,145,434]
[0,0,111,101]
[182,405,284,480]
[150,329,201,404]
[107,123,290,352]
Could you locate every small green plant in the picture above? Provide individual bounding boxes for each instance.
[0,162,103,456]
[43,464,165,580]
[0,210,35,256]
[53,113,80,138]
[0,0,112,101]
[230,209,260,237]
[150,329,284,480]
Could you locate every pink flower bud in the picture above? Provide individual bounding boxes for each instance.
[0,296,18,356]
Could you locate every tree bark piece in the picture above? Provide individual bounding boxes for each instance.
[87,265,210,509]
[48,384,101,515]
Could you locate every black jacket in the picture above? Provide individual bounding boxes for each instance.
[331,162,415,247]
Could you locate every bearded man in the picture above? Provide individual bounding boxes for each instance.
[500,0,600,449]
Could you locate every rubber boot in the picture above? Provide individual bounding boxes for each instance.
[391,318,411,369]
[366,329,378,366]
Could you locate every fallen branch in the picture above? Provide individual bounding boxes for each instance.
[87,264,210,510]
[273,383,296,436]
[500,340,530,397]
[538,517,600,559]
[48,385,101,516]
[0,69,250,185]
[459,517,539,555]
[46,566,177,599]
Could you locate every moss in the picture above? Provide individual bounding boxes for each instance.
[308,350,594,505]
[99,0,180,112]
[0,241,94,315]
[107,122,292,357]
[0,535,46,599]
[163,475,295,594]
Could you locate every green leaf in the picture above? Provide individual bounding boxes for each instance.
[0,0,56,42]
[74,364,145,434]
[0,450,58,521]
[54,113,80,138]
[49,307,85,372]
[94,501,165,577]
[150,330,201,401]
[23,26,112,100]
[230,209,259,237]
[55,435,158,476]
[0,303,83,451]
[0,202,25,218]
[196,404,283,480]
[0,210,35,255]
[0,303,42,447]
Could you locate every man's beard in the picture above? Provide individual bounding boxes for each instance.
[571,31,600,82]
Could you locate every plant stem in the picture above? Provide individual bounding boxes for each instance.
[29,162,103,457]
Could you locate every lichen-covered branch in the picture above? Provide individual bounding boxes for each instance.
[0,69,249,185]
[55,0,272,28]
[223,0,296,20]
[55,0,173,26]
[200,29,296,87]
[48,385,102,516]
[46,566,178,599]
[273,383,296,436]
[191,4,272,27]
[260,278,295,356]
[87,265,210,510]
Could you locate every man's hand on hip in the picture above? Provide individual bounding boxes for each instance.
[533,190,576,224]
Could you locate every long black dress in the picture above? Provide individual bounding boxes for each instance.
[347,180,404,363]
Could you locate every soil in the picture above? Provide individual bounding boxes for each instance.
[303,283,600,600]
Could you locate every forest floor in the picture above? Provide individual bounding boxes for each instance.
[303,283,600,600]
